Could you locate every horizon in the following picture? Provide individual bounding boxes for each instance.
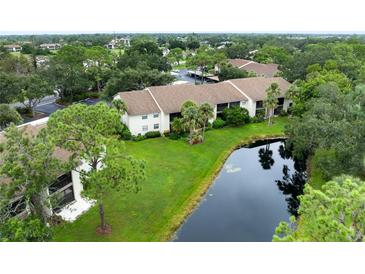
[1,31,365,36]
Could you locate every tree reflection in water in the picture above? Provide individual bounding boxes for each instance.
[258,144,275,170]
[276,142,307,216]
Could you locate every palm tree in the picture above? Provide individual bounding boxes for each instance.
[112,99,127,115]
[181,101,201,144]
[198,102,214,140]
[171,117,184,135]
[263,83,281,126]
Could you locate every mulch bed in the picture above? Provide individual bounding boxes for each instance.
[96,224,112,235]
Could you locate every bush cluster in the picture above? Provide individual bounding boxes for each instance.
[212,118,225,128]
[131,131,162,141]
[116,124,132,140]
[132,134,146,141]
[145,131,161,138]
[222,106,250,126]
[251,109,265,123]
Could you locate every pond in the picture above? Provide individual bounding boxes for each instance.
[173,139,307,242]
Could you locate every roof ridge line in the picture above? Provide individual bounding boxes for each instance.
[146,87,164,114]
[226,80,251,101]
[239,61,254,68]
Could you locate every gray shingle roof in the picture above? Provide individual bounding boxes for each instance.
[229,77,290,101]
[148,82,247,114]
[229,59,280,77]
[229,59,253,68]
[115,77,290,116]
[116,89,160,115]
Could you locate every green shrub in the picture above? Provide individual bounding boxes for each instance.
[168,132,181,140]
[222,107,250,126]
[1,105,23,129]
[74,92,101,102]
[121,129,132,140]
[252,109,265,123]
[87,92,101,99]
[115,123,132,140]
[218,65,248,81]
[279,109,289,117]
[15,106,32,115]
[145,131,161,139]
[212,118,225,128]
[0,216,52,242]
[55,98,72,105]
[120,126,132,140]
[251,116,262,123]
[132,134,146,142]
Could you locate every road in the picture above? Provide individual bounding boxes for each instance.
[171,69,199,84]
[19,97,101,124]
[10,95,58,109]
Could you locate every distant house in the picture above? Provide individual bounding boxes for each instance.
[106,38,131,49]
[0,118,93,222]
[217,41,232,49]
[3,44,22,52]
[228,59,280,78]
[162,47,170,57]
[114,77,291,136]
[39,43,61,50]
[248,49,259,56]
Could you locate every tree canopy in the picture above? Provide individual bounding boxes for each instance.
[274,176,365,242]
[0,104,22,130]
[0,125,67,223]
[218,65,248,81]
[286,83,365,179]
[47,103,146,232]
[47,45,91,102]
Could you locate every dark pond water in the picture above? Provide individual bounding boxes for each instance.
[174,139,307,242]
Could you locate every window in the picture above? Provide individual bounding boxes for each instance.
[142,115,148,120]
[142,125,148,131]
[154,123,159,129]
[256,108,266,116]
[52,185,75,213]
[5,197,27,217]
[277,97,284,106]
[153,113,159,118]
[217,103,229,112]
[49,172,72,194]
[274,106,283,115]
[229,101,240,108]
[256,101,263,109]
[169,112,182,121]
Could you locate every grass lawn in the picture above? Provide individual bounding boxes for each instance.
[53,117,288,242]
[172,62,187,70]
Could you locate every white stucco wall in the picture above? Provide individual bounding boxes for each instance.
[120,98,289,135]
[121,112,129,127]
[283,98,291,111]
[72,161,91,201]
[241,98,256,117]
[126,112,163,136]
[160,113,170,133]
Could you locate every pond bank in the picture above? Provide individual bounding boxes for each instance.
[163,135,287,241]
[173,138,304,241]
